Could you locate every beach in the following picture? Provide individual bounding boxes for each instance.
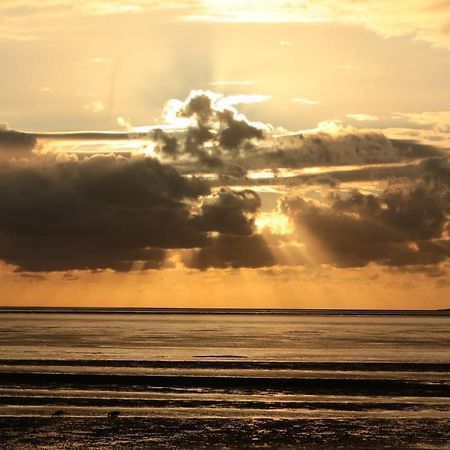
[0,310,449,448]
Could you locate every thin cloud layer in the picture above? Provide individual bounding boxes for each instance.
[2,1,448,49]
[392,111,450,133]
[187,0,450,49]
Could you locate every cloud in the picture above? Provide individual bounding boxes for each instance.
[84,100,105,114]
[158,92,444,173]
[292,98,319,106]
[84,2,142,15]
[34,131,132,140]
[152,128,179,158]
[1,1,449,49]
[194,188,261,236]
[0,153,274,272]
[1,93,449,275]
[185,0,450,49]
[347,114,379,122]
[117,116,132,131]
[217,109,264,150]
[174,90,271,123]
[218,94,271,107]
[0,1,188,17]
[0,128,36,150]
[14,91,446,174]
[0,128,37,160]
[380,128,450,149]
[0,1,199,40]
[184,234,276,269]
[238,130,444,170]
[392,111,450,133]
[281,159,450,268]
[164,90,267,166]
[0,155,208,271]
[25,91,446,177]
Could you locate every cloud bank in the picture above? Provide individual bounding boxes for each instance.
[282,159,450,268]
[0,92,449,274]
[0,155,262,271]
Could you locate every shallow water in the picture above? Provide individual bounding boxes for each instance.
[1,312,449,362]
[0,312,449,448]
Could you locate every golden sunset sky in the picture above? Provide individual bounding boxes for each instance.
[0,0,449,308]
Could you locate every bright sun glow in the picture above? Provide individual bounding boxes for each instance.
[255,211,294,235]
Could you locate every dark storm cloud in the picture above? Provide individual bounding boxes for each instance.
[423,156,450,188]
[0,128,36,159]
[184,234,276,269]
[390,139,445,159]
[152,129,179,158]
[214,159,435,190]
[177,92,265,166]
[282,160,450,268]
[236,132,446,170]
[217,109,264,151]
[194,188,261,236]
[179,93,214,125]
[184,124,219,167]
[0,154,269,272]
[2,93,449,275]
[0,156,210,271]
[302,157,445,186]
[33,128,443,171]
[218,164,247,180]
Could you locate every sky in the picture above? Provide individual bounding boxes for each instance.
[0,0,449,308]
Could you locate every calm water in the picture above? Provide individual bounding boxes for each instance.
[0,312,449,448]
[1,312,449,362]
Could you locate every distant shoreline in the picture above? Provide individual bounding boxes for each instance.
[0,307,449,316]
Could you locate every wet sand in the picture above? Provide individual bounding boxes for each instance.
[1,312,449,448]
[1,417,450,449]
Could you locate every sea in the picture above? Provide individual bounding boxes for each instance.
[0,309,449,449]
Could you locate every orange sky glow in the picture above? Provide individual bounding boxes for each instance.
[0,0,449,308]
